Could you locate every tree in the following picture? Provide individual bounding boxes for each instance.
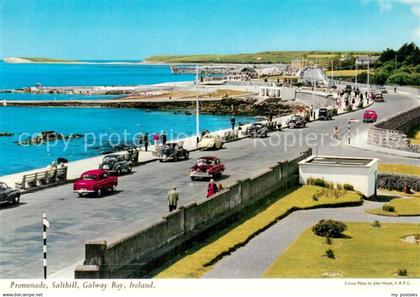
[386,72,411,85]
[379,48,396,63]
[396,42,418,63]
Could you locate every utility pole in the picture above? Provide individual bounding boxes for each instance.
[367,61,370,88]
[195,65,200,145]
[331,59,334,86]
[355,58,358,89]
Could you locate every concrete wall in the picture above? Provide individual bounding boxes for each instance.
[75,149,311,278]
[299,163,377,197]
[368,106,420,153]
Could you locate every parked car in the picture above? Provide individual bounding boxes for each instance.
[379,87,388,94]
[318,108,333,120]
[248,122,268,138]
[345,85,352,93]
[373,93,384,102]
[198,134,224,150]
[99,153,132,175]
[0,182,20,205]
[153,142,189,162]
[286,115,306,128]
[363,110,378,122]
[190,156,225,180]
[73,169,118,197]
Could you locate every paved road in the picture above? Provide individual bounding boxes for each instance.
[0,93,418,278]
[204,200,420,278]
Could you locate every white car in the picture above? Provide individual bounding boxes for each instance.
[198,134,224,150]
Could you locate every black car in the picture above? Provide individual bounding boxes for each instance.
[286,115,306,128]
[0,182,20,205]
[318,108,333,120]
[248,123,268,138]
[345,85,352,93]
[99,153,133,175]
[153,142,189,162]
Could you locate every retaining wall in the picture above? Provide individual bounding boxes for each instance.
[368,106,420,153]
[75,149,312,278]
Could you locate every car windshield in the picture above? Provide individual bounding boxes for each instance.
[197,159,213,166]
[81,174,97,180]
[104,156,117,162]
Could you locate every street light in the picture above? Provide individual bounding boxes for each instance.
[195,65,200,140]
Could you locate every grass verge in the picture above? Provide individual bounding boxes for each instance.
[264,222,420,278]
[366,197,420,216]
[155,185,362,278]
[378,163,420,176]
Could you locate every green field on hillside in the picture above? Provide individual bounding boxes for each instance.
[146,51,377,64]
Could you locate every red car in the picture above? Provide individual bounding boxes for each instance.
[73,169,118,197]
[190,156,225,180]
[363,110,378,123]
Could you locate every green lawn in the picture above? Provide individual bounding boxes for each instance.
[378,163,420,176]
[264,222,420,278]
[155,185,362,278]
[367,198,420,216]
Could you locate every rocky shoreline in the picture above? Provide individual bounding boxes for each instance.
[4,98,302,117]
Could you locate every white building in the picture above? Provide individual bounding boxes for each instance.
[259,86,296,101]
[298,155,378,197]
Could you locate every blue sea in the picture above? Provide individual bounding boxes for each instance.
[0,61,195,101]
[0,62,253,176]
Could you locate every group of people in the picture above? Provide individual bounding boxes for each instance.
[138,131,167,151]
[166,179,224,212]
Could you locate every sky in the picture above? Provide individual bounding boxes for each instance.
[0,0,419,60]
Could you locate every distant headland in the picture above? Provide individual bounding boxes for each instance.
[3,57,143,64]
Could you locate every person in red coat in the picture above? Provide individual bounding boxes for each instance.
[207,179,219,198]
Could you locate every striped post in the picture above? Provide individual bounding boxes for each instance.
[42,213,50,279]
[348,118,351,144]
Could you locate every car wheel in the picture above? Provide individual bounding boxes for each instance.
[185,151,189,159]
[110,185,116,192]
[12,195,20,204]
[191,176,196,181]
[174,155,178,162]
[220,142,224,148]
[117,168,122,175]
[96,188,102,197]
[78,193,83,198]
[127,166,132,173]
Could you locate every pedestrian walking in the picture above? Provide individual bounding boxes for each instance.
[138,134,143,150]
[144,133,149,152]
[167,186,179,212]
[230,115,236,130]
[333,126,340,139]
[161,131,167,145]
[207,179,219,198]
[153,133,159,145]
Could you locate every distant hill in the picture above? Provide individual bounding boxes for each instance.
[146,51,378,64]
[4,57,78,63]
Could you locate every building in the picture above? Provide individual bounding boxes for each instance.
[356,55,379,65]
[298,155,379,197]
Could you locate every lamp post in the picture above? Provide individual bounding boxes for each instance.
[195,65,200,141]
[367,61,370,88]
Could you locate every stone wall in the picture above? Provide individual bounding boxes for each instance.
[75,149,311,279]
[377,173,420,192]
[368,106,420,153]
